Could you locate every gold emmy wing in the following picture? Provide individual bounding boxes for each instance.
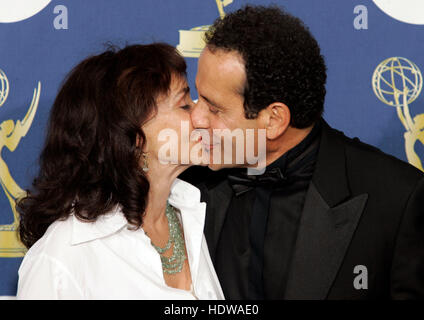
[177,0,234,58]
[0,69,41,258]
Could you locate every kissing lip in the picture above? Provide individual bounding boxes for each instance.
[202,142,220,151]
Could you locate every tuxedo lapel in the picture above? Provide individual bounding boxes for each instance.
[284,120,369,299]
[284,183,368,299]
[202,178,233,263]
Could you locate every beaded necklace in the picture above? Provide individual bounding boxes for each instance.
[150,202,187,274]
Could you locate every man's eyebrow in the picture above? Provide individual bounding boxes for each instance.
[195,88,222,109]
[195,84,224,109]
[201,94,222,109]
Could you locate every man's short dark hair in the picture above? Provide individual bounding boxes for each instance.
[205,5,327,128]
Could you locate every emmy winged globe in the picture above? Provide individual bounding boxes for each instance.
[372,57,424,171]
[0,69,9,107]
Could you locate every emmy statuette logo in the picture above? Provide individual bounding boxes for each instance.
[177,0,234,58]
[0,69,41,257]
[372,57,424,171]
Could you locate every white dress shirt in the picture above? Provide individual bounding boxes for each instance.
[17,178,224,300]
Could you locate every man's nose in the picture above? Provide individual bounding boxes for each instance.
[190,101,211,129]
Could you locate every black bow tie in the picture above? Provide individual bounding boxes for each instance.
[227,168,288,196]
[227,122,322,197]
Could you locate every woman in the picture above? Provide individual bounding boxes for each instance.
[16,43,224,300]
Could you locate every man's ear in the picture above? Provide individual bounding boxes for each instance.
[258,102,290,140]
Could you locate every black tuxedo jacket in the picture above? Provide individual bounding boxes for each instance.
[181,120,424,299]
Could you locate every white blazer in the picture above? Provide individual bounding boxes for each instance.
[17,178,224,300]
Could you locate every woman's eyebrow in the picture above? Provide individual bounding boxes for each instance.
[176,86,190,99]
[173,86,190,103]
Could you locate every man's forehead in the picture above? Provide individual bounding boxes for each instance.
[201,47,245,74]
[198,47,246,95]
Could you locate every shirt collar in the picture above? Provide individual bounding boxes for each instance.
[268,119,322,172]
[70,204,127,245]
[168,178,202,209]
[70,178,203,245]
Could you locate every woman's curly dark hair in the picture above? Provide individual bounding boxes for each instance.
[205,5,327,128]
[17,43,186,249]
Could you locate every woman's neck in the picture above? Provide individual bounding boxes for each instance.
[142,162,187,228]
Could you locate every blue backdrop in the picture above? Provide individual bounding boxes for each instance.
[1,0,423,297]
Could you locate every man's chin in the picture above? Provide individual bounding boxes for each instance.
[207,163,225,171]
[207,163,244,171]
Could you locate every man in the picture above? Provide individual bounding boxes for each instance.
[181,5,424,299]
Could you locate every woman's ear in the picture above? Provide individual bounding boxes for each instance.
[258,102,291,140]
[136,135,140,148]
[136,133,147,152]
[136,134,143,149]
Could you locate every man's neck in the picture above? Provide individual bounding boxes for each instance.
[265,124,314,167]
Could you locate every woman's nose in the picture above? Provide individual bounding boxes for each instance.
[190,102,210,129]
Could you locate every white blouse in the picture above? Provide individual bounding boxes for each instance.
[17,179,224,300]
